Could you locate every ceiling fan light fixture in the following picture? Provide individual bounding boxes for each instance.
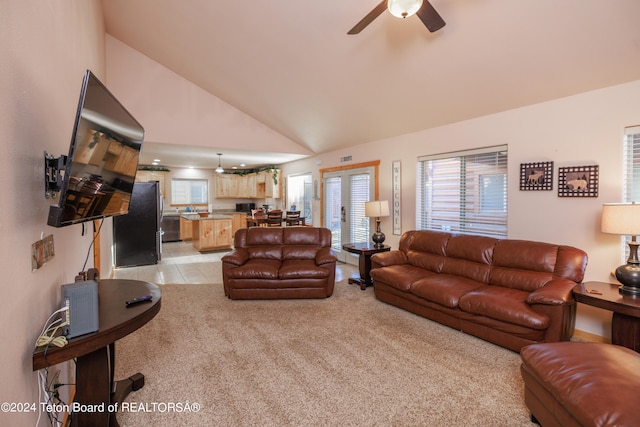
[215,153,224,173]
[387,0,423,18]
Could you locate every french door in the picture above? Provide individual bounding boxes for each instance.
[323,166,375,264]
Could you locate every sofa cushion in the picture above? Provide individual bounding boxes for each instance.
[282,246,321,261]
[440,234,496,283]
[459,286,549,329]
[404,230,449,273]
[226,259,281,279]
[411,274,485,308]
[371,264,432,291]
[490,240,558,292]
[283,227,331,247]
[279,260,329,280]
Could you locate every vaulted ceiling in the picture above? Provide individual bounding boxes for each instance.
[102,0,640,168]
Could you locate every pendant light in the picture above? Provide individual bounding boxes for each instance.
[387,0,423,18]
[215,153,224,174]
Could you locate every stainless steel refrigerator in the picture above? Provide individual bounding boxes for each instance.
[113,181,163,267]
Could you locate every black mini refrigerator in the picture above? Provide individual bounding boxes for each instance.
[113,181,162,267]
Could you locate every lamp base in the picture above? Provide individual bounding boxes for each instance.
[615,263,640,296]
[372,231,386,248]
[371,218,385,248]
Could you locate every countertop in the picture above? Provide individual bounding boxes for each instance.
[179,213,233,220]
[164,211,247,218]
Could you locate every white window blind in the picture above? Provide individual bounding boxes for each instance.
[416,145,508,238]
[623,126,640,202]
[171,179,208,205]
[350,173,370,243]
[323,176,341,249]
[622,126,640,262]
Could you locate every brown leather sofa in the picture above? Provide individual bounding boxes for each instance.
[520,342,640,426]
[222,227,337,299]
[370,230,588,352]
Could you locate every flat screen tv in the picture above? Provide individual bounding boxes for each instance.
[47,70,145,227]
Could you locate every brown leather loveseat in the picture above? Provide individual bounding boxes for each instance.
[370,230,588,352]
[222,227,337,300]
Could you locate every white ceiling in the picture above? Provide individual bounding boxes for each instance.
[102,0,640,169]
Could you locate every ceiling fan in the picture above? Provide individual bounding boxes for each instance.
[348,0,445,35]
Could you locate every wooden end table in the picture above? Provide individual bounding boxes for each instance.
[33,279,162,426]
[573,281,640,352]
[342,242,391,290]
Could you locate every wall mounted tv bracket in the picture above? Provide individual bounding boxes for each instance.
[44,151,67,199]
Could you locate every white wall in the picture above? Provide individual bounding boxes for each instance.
[105,35,311,156]
[282,80,640,338]
[0,1,107,424]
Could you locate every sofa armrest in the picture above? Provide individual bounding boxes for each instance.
[221,249,249,266]
[315,247,337,266]
[371,250,407,269]
[526,279,577,305]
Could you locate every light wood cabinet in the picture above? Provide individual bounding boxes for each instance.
[135,170,167,196]
[231,213,247,237]
[179,216,193,241]
[192,217,232,251]
[256,169,281,198]
[215,170,281,199]
[238,173,257,197]
[215,174,239,198]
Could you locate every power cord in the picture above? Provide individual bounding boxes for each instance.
[35,306,69,349]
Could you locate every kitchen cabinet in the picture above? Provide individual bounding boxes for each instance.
[231,213,247,237]
[237,173,257,197]
[215,174,239,198]
[215,169,281,199]
[135,170,167,196]
[179,216,193,241]
[192,216,232,251]
[256,169,281,198]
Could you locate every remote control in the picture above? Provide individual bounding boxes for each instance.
[125,295,152,307]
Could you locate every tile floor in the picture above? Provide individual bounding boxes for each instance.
[112,240,357,285]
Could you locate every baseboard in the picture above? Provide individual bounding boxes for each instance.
[572,329,610,344]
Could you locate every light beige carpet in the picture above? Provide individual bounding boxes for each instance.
[114,279,535,426]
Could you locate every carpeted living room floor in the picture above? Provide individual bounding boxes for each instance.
[113,242,536,426]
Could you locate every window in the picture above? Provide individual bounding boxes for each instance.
[623,126,640,202]
[286,174,312,224]
[621,126,640,261]
[171,179,208,205]
[349,173,370,243]
[416,145,508,238]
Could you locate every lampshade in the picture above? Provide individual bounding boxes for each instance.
[601,203,640,235]
[215,153,224,174]
[387,0,423,18]
[602,202,640,296]
[365,200,390,218]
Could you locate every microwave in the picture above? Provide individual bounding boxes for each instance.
[235,203,256,213]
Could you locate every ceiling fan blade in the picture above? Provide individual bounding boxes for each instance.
[347,1,388,35]
[416,0,446,32]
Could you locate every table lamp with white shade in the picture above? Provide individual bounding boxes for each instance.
[365,200,390,248]
[601,202,640,296]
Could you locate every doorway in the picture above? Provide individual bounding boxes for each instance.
[321,162,379,264]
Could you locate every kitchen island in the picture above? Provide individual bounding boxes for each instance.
[184,214,233,251]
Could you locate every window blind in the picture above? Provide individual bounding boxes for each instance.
[622,127,640,262]
[416,145,507,238]
[350,173,370,243]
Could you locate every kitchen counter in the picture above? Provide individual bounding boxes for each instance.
[189,215,233,251]
[181,213,232,220]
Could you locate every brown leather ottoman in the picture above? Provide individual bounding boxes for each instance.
[520,342,640,426]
